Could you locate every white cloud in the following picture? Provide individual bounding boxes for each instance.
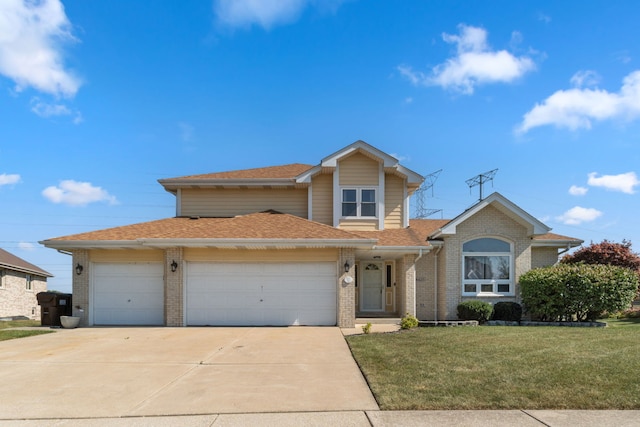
[556,206,603,225]
[30,97,82,123]
[569,185,588,196]
[213,0,344,30]
[0,173,20,186]
[570,70,600,88]
[18,242,34,251]
[0,0,81,97]
[42,180,117,207]
[517,70,640,133]
[398,24,536,94]
[537,13,551,24]
[587,172,640,194]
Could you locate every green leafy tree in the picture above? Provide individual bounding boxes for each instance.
[561,239,640,273]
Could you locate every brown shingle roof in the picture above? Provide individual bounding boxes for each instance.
[162,164,314,181]
[0,248,52,277]
[354,219,450,247]
[44,211,373,243]
[533,233,583,243]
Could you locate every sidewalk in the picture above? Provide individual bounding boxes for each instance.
[2,410,639,426]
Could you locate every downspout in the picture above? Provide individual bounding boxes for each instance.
[433,245,442,322]
[414,248,424,316]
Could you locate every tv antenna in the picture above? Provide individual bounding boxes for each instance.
[466,168,498,202]
[413,169,443,219]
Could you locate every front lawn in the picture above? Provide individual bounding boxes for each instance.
[0,319,52,341]
[346,323,640,410]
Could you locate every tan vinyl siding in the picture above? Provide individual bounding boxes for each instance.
[90,249,164,263]
[384,174,404,229]
[338,152,379,186]
[180,188,308,218]
[338,219,379,231]
[184,248,339,262]
[311,173,333,225]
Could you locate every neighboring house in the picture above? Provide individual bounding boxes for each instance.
[41,141,582,327]
[0,248,51,320]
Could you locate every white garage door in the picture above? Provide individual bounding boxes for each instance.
[93,263,164,325]
[186,262,337,326]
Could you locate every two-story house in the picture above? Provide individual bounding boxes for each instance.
[0,248,51,320]
[41,141,581,327]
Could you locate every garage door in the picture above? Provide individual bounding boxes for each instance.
[93,263,164,325]
[186,262,337,326]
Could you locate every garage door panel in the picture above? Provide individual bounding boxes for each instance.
[93,263,164,326]
[186,262,337,326]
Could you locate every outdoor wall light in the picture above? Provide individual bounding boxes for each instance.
[75,263,83,275]
[344,261,350,273]
[170,260,178,272]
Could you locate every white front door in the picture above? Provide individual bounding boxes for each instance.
[361,261,384,311]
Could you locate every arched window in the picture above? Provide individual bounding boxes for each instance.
[462,238,513,296]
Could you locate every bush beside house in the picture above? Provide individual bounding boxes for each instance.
[520,263,638,322]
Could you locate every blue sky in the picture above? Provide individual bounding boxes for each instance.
[1,0,639,293]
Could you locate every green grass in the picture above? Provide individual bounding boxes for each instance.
[0,319,52,341]
[346,323,640,410]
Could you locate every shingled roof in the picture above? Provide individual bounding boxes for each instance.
[160,164,314,181]
[0,248,52,277]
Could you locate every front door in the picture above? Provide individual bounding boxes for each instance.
[361,262,384,311]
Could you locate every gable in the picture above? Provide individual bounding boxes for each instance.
[338,152,380,186]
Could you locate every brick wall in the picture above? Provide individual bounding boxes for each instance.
[338,248,355,327]
[165,248,184,326]
[0,269,46,319]
[72,250,90,326]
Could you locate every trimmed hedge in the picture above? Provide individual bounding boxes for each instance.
[457,300,493,323]
[520,263,638,322]
[492,302,522,322]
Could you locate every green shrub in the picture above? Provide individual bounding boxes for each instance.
[400,313,419,329]
[457,300,493,323]
[362,322,372,334]
[520,263,638,322]
[492,302,522,322]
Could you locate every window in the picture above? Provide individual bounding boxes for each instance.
[341,188,377,217]
[0,269,4,288]
[25,274,32,291]
[462,238,513,296]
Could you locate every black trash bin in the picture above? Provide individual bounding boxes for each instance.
[37,292,72,326]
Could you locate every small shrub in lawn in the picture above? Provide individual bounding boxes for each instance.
[400,313,419,329]
[362,322,372,334]
[492,302,522,322]
[457,300,493,323]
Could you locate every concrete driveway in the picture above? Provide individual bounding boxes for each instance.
[0,327,378,419]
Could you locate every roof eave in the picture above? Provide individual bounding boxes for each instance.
[138,238,377,249]
[0,263,53,277]
[532,239,584,248]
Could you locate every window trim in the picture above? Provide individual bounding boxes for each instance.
[461,238,514,297]
[341,187,378,218]
[25,274,32,291]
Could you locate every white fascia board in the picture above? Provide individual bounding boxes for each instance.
[321,140,399,168]
[396,164,424,185]
[295,165,322,183]
[0,263,53,278]
[159,178,299,189]
[39,240,143,250]
[371,246,433,253]
[137,238,377,249]
[532,239,583,248]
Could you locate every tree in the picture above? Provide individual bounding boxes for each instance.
[561,239,640,274]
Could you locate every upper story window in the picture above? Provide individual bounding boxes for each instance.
[25,274,32,291]
[0,269,5,288]
[462,238,513,296]
[342,188,377,218]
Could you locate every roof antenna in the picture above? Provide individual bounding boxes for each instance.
[413,169,443,219]
[466,169,498,202]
